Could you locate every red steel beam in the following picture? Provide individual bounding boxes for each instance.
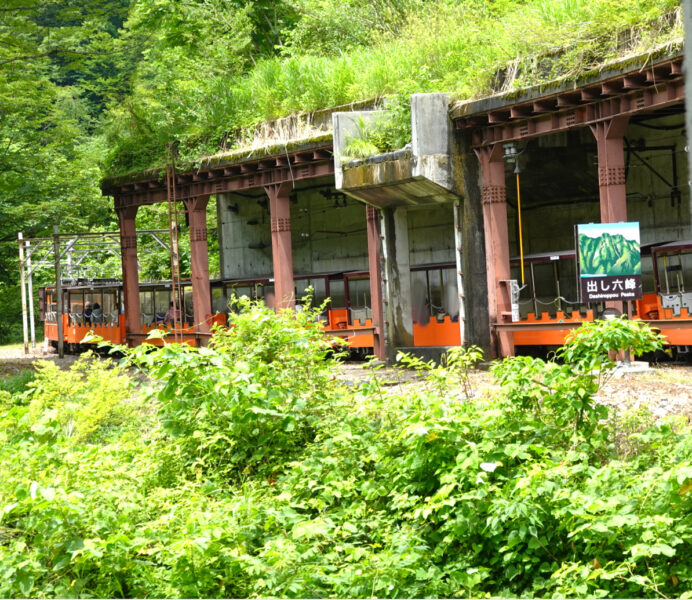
[366,205,386,360]
[457,73,683,148]
[109,151,334,209]
[476,143,514,358]
[265,182,295,310]
[117,205,141,345]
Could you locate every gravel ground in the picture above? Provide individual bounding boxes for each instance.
[0,345,80,376]
[336,361,692,421]
[2,346,690,420]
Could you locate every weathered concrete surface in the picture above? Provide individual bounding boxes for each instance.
[381,207,414,359]
[412,93,453,190]
[454,131,491,356]
[337,93,458,209]
[216,192,273,279]
[332,110,384,189]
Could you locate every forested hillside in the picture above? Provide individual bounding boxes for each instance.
[0,0,683,340]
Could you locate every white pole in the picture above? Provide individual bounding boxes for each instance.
[27,240,36,348]
[53,226,64,358]
[453,201,466,345]
[18,233,29,355]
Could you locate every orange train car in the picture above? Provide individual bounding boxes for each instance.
[502,241,692,355]
[40,263,464,354]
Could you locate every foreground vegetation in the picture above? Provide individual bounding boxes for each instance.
[0,305,690,598]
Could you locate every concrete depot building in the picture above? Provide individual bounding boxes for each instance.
[102,49,692,361]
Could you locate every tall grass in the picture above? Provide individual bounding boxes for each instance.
[107,0,682,175]
[225,0,681,118]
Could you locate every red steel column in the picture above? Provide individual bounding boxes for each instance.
[185,196,212,337]
[366,205,386,360]
[117,203,141,345]
[265,182,295,309]
[591,116,629,223]
[591,116,630,324]
[477,144,514,358]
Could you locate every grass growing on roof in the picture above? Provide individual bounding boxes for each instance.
[104,0,682,176]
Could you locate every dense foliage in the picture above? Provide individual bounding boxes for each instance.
[104,0,682,174]
[0,310,690,598]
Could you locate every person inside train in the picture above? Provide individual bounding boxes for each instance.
[92,302,103,323]
[162,301,181,325]
[83,301,93,324]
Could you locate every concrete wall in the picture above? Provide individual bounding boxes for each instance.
[407,203,455,266]
[290,186,369,274]
[217,183,370,282]
[504,115,690,259]
[217,192,273,279]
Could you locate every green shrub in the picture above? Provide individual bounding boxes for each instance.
[121,297,345,481]
[0,314,689,598]
[0,369,35,396]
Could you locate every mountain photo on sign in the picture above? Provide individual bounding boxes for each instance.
[578,222,641,277]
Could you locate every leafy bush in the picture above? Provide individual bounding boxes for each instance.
[0,316,689,598]
[0,369,35,396]
[120,297,344,481]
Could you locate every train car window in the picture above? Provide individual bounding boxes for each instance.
[183,288,194,323]
[254,283,266,302]
[683,253,692,291]
[102,291,117,322]
[225,284,252,306]
[657,253,687,294]
[296,277,327,309]
[641,255,656,293]
[348,277,370,309]
[262,284,275,309]
[140,290,154,325]
[328,279,346,309]
[441,268,458,320]
[154,290,170,322]
[347,276,371,323]
[70,292,84,316]
[211,286,227,313]
[44,291,56,322]
[429,269,444,318]
[410,270,429,324]
[532,263,559,317]
[556,258,580,313]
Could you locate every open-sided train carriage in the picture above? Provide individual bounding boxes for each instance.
[39,262,464,354]
[504,240,692,356]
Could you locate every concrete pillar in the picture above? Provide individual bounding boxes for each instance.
[453,132,491,355]
[216,193,231,279]
[366,205,386,360]
[117,204,141,344]
[590,116,629,223]
[185,196,212,336]
[381,206,413,358]
[265,182,295,309]
[477,144,514,358]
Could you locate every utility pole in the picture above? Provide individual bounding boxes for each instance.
[53,226,64,358]
[27,240,36,349]
[18,233,29,355]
